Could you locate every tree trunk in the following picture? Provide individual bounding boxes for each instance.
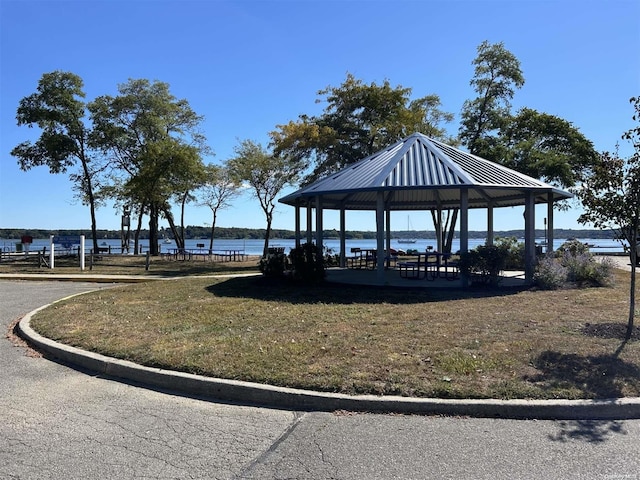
[263,211,273,257]
[444,209,458,253]
[628,263,636,340]
[163,208,184,250]
[627,232,638,340]
[134,203,144,255]
[431,209,458,253]
[180,192,188,248]
[208,210,217,253]
[149,203,159,256]
[78,153,100,253]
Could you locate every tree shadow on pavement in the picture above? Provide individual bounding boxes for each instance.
[548,419,627,443]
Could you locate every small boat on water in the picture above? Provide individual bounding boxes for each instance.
[397,216,417,244]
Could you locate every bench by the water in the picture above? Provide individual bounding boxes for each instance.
[164,248,245,262]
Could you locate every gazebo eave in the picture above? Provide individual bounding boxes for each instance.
[281,184,572,211]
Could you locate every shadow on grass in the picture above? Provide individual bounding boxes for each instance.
[581,323,640,341]
[205,275,526,305]
[530,345,640,399]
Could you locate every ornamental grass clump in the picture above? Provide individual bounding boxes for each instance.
[534,254,568,290]
[534,240,615,289]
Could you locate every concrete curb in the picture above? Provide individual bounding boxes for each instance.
[18,305,640,420]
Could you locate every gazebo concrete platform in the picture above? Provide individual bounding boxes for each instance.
[325,267,527,289]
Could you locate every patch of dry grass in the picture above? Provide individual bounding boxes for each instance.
[29,269,640,399]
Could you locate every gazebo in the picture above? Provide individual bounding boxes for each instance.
[279,133,573,285]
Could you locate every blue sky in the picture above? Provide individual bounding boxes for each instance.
[1,0,638,235]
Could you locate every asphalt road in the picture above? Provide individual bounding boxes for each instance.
[2,279,639,479]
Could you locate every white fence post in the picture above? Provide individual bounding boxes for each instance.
[80,235,85,271]
[49,235,55,269]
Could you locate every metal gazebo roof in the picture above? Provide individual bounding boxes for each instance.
[279,132,572,210]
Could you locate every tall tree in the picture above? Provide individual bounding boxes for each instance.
[89,79,207,254]
[446,41,525,253]
[577,97,640,340]
[271,73,455,185]
[459,40,525,158]
[228,140,303,257]
[11,71,104,252]
[198,164,240,252]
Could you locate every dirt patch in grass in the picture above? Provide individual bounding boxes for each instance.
[582,323,640,340]
[28,269,640,400]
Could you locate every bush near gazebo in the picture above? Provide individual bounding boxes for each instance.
[258,251,289,277]
[534,240,615,289]
[259,242,333,284]
[459,244,510,286]
[494,236,525,270]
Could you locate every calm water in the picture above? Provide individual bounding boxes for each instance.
[1,236,625,255]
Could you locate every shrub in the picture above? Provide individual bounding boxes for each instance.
[459,244,509,286]
[534,254,568,289]
[258,252,288,277]
[494,236,525,270]
[534,247,615,289]
[562,251,614,286]
[289,242,325,284]
[322,245,340,267]
[558,239,590,256]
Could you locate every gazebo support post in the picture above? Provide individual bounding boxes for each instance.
[315,195,323,271]
[385,209,391,265]
[487,202,494,246]
[306,204,313,245]
[547,192,554,253]
[376,192,385,283]
[294,203,301,249]
[435,208,443,253]
[339,204,346,268]
[524,191,536,283]
[460,189,469,287]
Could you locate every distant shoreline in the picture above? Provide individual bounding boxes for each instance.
[0,227,620,242]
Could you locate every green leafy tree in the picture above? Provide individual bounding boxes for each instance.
[577,97,640,340]
[497,108,598,188]
[271,73,455,184]
[459,40,525,158]
[89,79,207,254]
[197,164,240,252]
[11,71,105,252]
[227,140,303,257]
